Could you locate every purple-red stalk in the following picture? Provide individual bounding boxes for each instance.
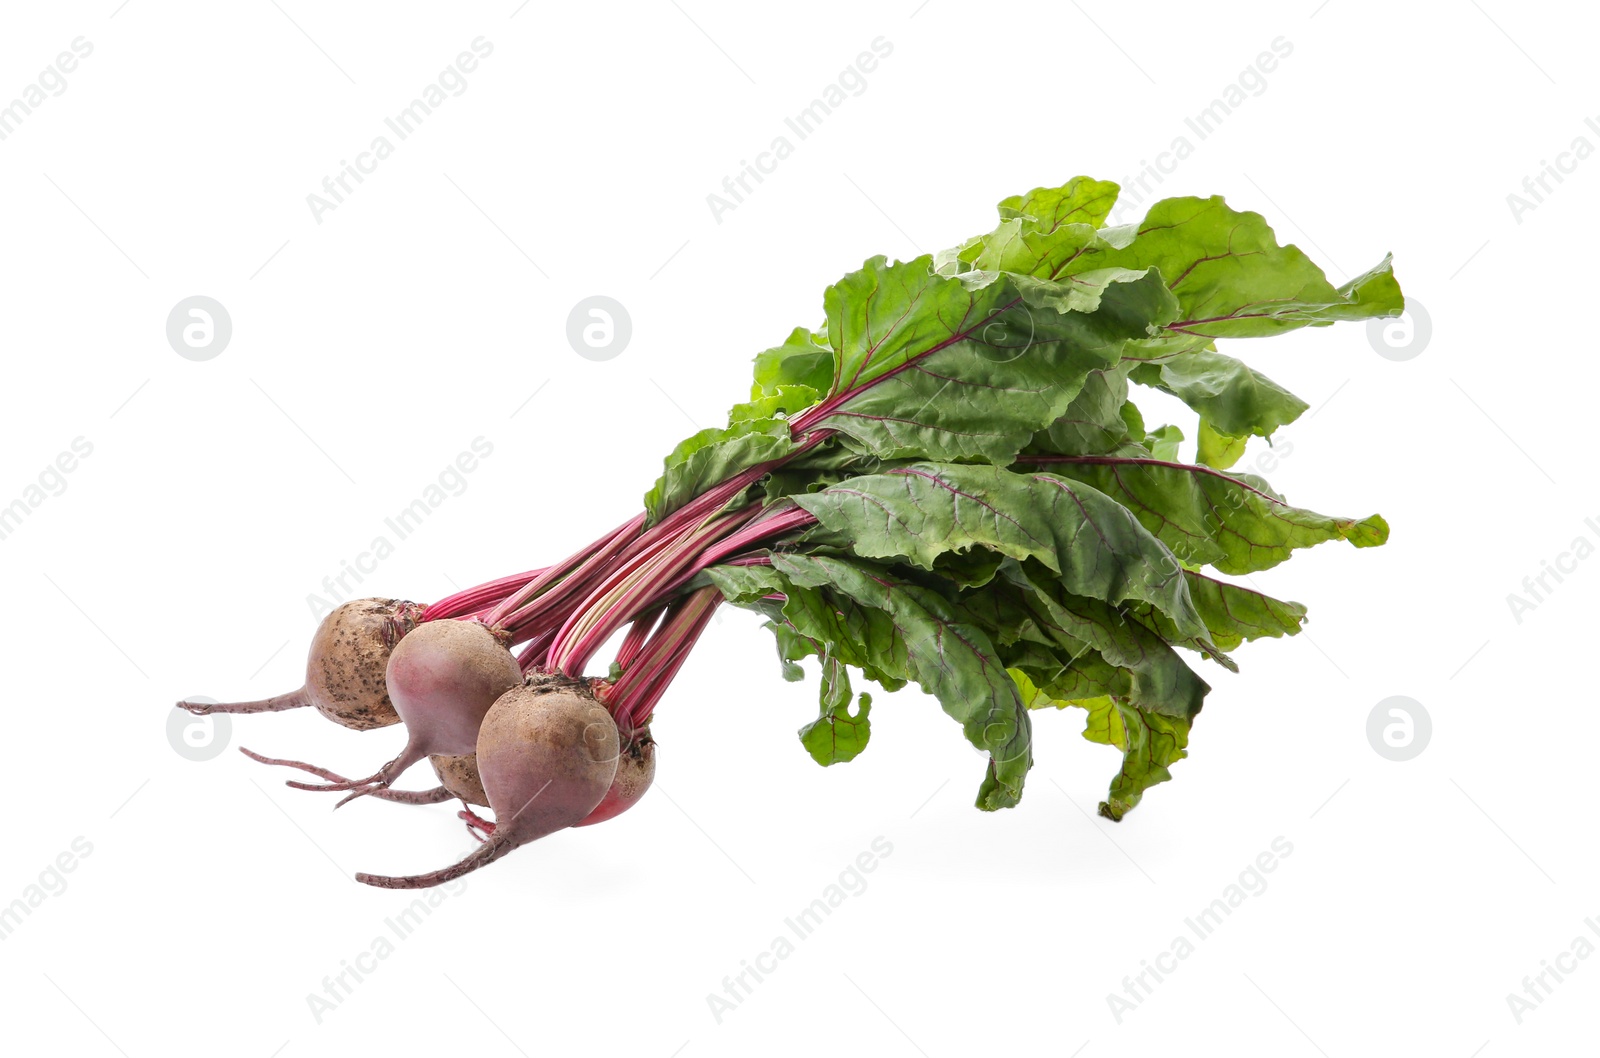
[423,569,546,622]
[603,586,722,730]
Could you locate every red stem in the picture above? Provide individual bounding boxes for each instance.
[614,607,664,671]
[609,588,722,728]
[423,569,545,622]
[486,514,646,631]
[549,506,758,675]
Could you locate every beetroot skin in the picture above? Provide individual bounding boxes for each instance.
[177,598,423,731]
[575,731,655,827]
[430,753,489,808]
[356,676,618,889]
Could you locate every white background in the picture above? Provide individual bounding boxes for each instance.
[0,1,1593,1055]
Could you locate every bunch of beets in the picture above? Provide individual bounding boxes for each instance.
[178,177,1403,888]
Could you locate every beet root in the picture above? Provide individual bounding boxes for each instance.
[290,619,521,804]
[239,748,451,804]
[455,730,652,830]
[574,730,655,827]
[430,753,489,808]
[176,598,424,731]
[356,676,618,889]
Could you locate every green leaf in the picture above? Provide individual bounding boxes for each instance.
[772,552,1034,809]
[1130,348,1309,441]
[1009,667,1071,711]
[1159,570,1307,652]
[1097,705,1190,821]
[950,566,1212,720]
[1031,366,1135,457]
[823,255,1017,396]
[798,658,872,766]
[998,178,1123,229]
[1020,649,1132,704]
[704,562,788,604]
[1328,254,1407,323]
[644,418,793,523]
[765,580,909,694]
[752,327,834,397]
[1037,451,1389,574]
[773,624,810,681]
[809,264,1176,464]
[792,462,1211,644]
[935,175,1122,277]
[728,385,822,424]
[1144,424,1183,462]
[687,177,1401,827]
[1084,196,1405,339]
[1008,669,1186,822]
[1003,563,1215,716]
[1196,419,1247,469]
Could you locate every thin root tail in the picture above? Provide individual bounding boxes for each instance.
[242,749,450,805]
[178,689,310,715]
[355,834,516,890]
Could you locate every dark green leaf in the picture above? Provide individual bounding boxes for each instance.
[810,266,1175,464]
[772,553,1034,809]
[793,462,1212,644]
[1130,348,1309,441]
[1035,452,1388,574]
[799,658,872,766]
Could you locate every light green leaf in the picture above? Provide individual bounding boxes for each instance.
[728,385,822,424]
[1196,419,1247,469]
[1144,424,1184,462]
[1084,196,1405,339]
[1009,669,1186,822]
[935,175,1121,277]
[752,327,834,397]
